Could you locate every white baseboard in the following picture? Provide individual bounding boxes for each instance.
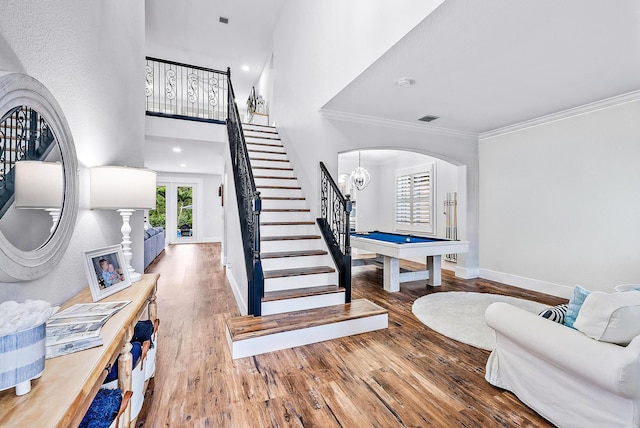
[201,236,222,243]
[226,268,248,315]
[455,266,480,279]
[479,268,572,299]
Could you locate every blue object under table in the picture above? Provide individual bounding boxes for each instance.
[350,231,470,291]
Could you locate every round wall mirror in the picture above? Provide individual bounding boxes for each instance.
[0,73,78,282]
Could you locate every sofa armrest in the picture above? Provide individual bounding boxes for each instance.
[486,302,640,398]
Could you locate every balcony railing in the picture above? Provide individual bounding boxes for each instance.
[145,57,229,123]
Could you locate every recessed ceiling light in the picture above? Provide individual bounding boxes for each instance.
[180,163,187,168]
[172,147,182,153]
[396,78,415,87]
[241,65,250,72]
[219,16,229,24]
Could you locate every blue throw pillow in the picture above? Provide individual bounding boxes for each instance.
[564,285,591,329]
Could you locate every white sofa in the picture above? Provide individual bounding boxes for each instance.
[485,302,640,428]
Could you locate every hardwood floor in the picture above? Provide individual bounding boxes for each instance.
[137,243,565,427]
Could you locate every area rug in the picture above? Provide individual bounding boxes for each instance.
[411,292,548,351]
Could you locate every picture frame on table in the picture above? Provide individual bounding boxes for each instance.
[83,245,131,302]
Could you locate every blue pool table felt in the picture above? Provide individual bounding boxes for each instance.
[351,231,447,244]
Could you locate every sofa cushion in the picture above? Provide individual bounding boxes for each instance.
[538,304,568,324]
[574,291,640,345]
[564,285,591,329]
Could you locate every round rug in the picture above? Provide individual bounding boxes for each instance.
[411,292,548,351]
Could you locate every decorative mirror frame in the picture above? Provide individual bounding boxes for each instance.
[0,72,78,282]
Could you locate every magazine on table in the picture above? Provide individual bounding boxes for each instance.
[49,301,130,319]
[46,323,103,346]
[46,336,104,359]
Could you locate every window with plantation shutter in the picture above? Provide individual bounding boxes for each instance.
[395,163,435,234]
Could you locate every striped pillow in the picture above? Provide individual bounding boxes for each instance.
[538,304,569,324]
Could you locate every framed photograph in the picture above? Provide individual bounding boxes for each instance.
[83,245,132,301]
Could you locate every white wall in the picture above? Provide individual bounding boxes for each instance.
[479,100,640,295]
[255,55,274,117]
[156,172,223,244]
[271,1,480,278]
[0,0,145,304]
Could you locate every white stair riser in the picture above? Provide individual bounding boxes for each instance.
[260,239,324,253]
[243,124,275,131]
[246,143,285,153]
[248,151,287,161]
[247,114,270,126]
[260,224,317,237]
[227,313,388,359]
[265,272,338,292]
[256,187,303,198]
[255,178,298,187]
[261,199,307,210]
[250,159,291,169]
[260,211,310,222]
[251,168,294,178]
[261,254,332,271]
[261,292,346,316]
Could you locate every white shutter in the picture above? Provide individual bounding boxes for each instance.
[395,164,434,233]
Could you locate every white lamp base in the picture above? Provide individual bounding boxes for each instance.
[118,209,143,283]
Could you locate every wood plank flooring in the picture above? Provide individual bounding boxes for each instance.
[138,243,564,427]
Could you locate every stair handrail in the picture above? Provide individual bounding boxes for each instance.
[317,162,352,303]
[226,71,264,316]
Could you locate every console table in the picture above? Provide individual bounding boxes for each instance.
[0,273,159,428]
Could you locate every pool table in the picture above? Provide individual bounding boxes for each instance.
[350,231,469,292]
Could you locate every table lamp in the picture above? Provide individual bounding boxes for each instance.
[90,166,157,282]
[14,161,64,234]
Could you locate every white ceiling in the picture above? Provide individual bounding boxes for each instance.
[145,0,285,103]
[323,0,640,134]
[144,136,225,175]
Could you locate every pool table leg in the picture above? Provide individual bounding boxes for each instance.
[383,256,400,292]
[426,255,442,286]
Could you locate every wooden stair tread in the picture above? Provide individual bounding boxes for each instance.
[245,135,281,141]
[262,208,309,212]
[252,166,294,171]
[261,235,320,241]
[246,141,283,148]
[261,221,315,226]
[262,285,345,302]
[261,196,305,200]
[243,128,279,135]
[226,299,387,341]
[256,185,301,190]
[264,265,335,279]
[250,157,289,162]
[248,149,286,155]
[261,249,328,259]
[241,123,275,129]
[254,175,297,180]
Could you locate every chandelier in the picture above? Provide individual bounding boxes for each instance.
[350,151,370,191]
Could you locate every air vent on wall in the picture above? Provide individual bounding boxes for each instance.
[419,115,439,123]
[219,16,229,24]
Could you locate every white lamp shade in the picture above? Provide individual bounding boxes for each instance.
[90,166,157,210]
[14,161,64,209]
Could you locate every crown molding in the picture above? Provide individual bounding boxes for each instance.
[319,109,479,140]
[479,90,640,140]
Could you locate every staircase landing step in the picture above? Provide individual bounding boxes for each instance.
[226,299,387,342]
[262,285,345,302]
[261,249,327,259]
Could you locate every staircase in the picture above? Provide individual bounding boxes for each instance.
[225,123,388,359]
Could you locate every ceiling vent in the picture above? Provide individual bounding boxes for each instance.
[219,16,229,24]
[418,115,439,123]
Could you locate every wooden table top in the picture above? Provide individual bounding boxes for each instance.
[0,273,159,428]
